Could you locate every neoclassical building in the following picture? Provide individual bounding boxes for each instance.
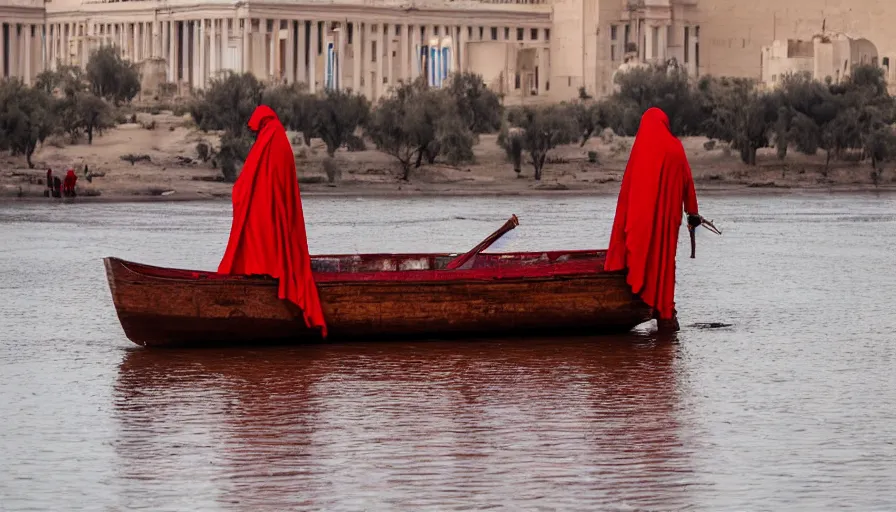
[1,0,703,102]
[3,0,892,101]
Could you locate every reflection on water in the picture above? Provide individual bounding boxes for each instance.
[3,194,896,510]
[114,335,693,511]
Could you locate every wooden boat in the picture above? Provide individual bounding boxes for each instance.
[104,250,652,347]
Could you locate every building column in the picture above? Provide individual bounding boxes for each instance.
[373,23,383,100]
[66,23,72,63]
[116,23,123,57]
[410,24,419,79]
[385,24,394,92]
[209,18,218,79]
[658,24,667,61]
[191,20,199,87]
[151,20,159,57]
[309,21,318,92]
[230,18,243,73]
[138,22,145,59]
[178,22,186,82]
[273,19,282,82]
[265,19,273,81]
[45,24,53,69]
[130,22,138,61]
[219,19,227,72]
[47,24,54,69]
[644,24,654,62]
[0,23,5,78]
[333,22,348,91]
[263,19,271,79]
[352,21,362,93]
[160,21,168,62]
[78,22,86,65]
[458,25,467,72]
[10,24,17,78]
[59,24,66,65]
[297,20,307,84]
[23,25,32,84]
[198,19,206,88]
[687,25,697,76]
[68,23,75,66]
[40,24,47,74]
[366,23,375,97]
[242,18,250,73]
[538,46,547,94]
[135,22,141,59]
[8,24,17,78]
[166,21,174,82]
[285,20,295,83]
[399,23,409,83]
[145,22,152,58]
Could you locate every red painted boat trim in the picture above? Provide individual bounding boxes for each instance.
[123,250,617,284]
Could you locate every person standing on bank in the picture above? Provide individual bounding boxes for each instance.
[604,107,702,332]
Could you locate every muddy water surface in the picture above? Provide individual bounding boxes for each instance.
[1,194,895,510]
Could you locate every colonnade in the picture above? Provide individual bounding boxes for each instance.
[2,14,551,100]
[0,22,43,84]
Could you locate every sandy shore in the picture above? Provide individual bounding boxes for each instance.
[3,111,896,203]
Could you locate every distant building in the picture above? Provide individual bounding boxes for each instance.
[0,0,706,102]
[761,34,881,88]
[6,0,893,102]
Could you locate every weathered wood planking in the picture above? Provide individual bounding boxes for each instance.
[104,252,652,347]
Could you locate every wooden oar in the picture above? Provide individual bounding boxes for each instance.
[445,214,520,270]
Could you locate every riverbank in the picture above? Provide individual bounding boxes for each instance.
[3,111,895,202]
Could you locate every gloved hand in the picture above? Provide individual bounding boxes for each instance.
[687,214,702,228]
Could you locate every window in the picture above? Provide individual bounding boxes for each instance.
[610,25,617,41]
[611,45,616,61]
[348,23,354,44]
[694,26,700,68]
[515,73,520,89]
[490,27,497,40]
[545,29,550,41]
[684,27,689,62]
[624,24,630,45]
[517,28,524,41]
[504,27,510,39]
[530,28,538,40]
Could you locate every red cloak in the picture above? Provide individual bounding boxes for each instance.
[218,105,328,337]
[63,170,77,194]
[604,107,699,320]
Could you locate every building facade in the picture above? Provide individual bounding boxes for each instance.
[1,0,892,101]
[761,35,880,88]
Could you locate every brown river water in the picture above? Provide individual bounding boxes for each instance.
[1,194,895,511]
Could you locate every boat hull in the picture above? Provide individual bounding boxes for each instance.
[104,254,652,347]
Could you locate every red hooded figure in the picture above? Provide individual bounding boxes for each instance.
[62,169,78,197]
[218,105,328,337]
[604,107,699,324]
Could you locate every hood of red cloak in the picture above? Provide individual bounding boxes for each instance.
[247,105,279,133]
